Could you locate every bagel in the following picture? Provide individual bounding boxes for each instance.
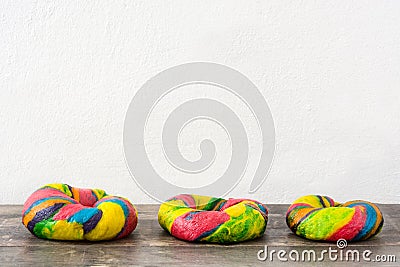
[286,195,384,242]
[22,184,138,241]
[158,194,268,243]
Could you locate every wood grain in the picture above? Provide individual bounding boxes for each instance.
[1,204,399,266]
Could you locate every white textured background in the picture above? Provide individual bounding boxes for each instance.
[1,1,400,204]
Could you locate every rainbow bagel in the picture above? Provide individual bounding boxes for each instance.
[286,195,384,242]
[158,194,268,243]
[22,184,138,241]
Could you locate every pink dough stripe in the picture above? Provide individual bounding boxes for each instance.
[22,188,75,214]
[78,188,98,206]
[53,204,86,220]
[175,194,197,208]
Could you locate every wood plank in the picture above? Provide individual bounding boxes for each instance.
[1,205,399,266]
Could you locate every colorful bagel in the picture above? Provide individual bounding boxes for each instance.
[22,184,138,241]
[286,195,384,242]
[158,194,268,243]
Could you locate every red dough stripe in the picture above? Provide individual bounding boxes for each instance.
[116,198,138,239]
[327,206,366,241]
[171,211,230,241]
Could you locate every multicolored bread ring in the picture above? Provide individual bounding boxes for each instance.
[286,195,384,242]
[22,184,138,241]
[158,194,268,243]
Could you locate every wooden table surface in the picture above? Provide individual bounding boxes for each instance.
[0,204,399,266]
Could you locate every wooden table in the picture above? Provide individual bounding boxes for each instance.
[1,205,399,266]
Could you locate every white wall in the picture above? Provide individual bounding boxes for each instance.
[1,1,399,204]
